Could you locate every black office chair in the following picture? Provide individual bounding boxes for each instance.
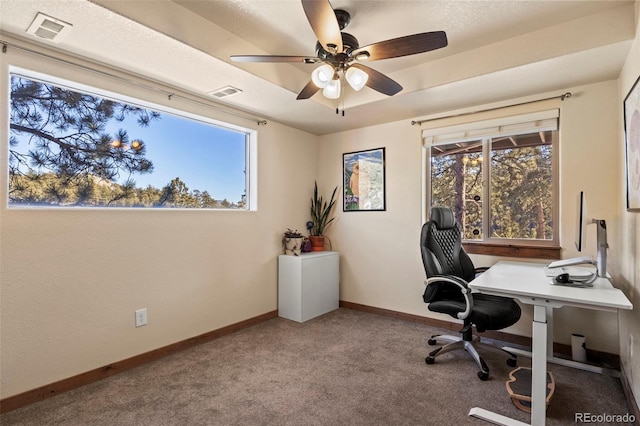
[421,207,521,380]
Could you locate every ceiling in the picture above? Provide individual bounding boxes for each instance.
[0,0,636,135]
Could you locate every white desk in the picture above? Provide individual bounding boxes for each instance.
[467,261,633,426]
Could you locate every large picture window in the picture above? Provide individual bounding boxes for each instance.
[425,110,559,249]
[8,73,251,209]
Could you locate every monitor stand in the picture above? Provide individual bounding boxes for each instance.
[547,219,607,277]
[594,219,607,277]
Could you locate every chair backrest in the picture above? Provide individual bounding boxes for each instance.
[420,207,476,283]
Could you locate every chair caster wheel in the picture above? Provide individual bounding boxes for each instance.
[507,358,517,367]
[478,371,489,381]
[427,339,437,346]
[425,356,435,365]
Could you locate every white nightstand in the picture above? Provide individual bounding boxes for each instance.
[277,251,339,322]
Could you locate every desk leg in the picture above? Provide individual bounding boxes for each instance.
[468,408,528,426]
[546,306,554,358]
[502,306,615,376]
[468,305,549,426]
[503,347,613,375]
[531,305,548,426]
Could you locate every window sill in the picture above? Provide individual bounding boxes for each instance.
[462,242,561,260]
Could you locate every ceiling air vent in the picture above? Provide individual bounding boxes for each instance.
[26,12,72,42]
[209,86,243,98]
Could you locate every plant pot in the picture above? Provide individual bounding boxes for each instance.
[309,235,325,252]
[284,237,304,256]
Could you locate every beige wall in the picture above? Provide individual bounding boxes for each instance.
[318,79,623,355]
[0,44,319,398]
[618,0,640,410]
[2,6,639,409]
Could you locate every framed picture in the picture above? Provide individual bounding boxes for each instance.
[624,75,640,211]
[343,147,385,211]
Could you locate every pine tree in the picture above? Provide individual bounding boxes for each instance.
[9,75,156,205]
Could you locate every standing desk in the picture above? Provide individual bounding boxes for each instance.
[467,261,633,426]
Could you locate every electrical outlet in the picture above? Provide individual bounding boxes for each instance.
[135,308,147,327]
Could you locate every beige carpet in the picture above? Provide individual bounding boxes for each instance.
[1,308,633,425]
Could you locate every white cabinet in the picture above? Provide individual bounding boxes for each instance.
[278,252,339,322]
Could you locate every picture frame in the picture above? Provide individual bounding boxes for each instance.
[624,75,640,211]
[343,147,386,211]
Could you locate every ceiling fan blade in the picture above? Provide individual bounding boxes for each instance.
[350,63,402,96]
[231,55,321,63]
[297,80,320,100]
[301,0,343,53]
[351,31,448,61]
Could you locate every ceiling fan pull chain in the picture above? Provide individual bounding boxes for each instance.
[339,76,345,117]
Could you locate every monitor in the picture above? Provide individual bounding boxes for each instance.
[575,191,587,252]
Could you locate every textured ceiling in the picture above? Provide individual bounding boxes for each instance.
[0,0,636,135]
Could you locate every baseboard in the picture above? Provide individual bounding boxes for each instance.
[620,364,640,425]
[339,301,620,368]
[0,310,278,414]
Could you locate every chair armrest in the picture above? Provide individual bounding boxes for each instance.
[474,266,490,279]
[424,275,474,320]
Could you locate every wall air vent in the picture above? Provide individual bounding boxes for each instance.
[26,12,73,42]
[209,86,243,98]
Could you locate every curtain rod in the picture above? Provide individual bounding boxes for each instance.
[1,40,268,127]
[411,92,572,126]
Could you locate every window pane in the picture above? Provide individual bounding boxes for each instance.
[9,74,248,209]
[489,131,554,240]
[430,140,483,240]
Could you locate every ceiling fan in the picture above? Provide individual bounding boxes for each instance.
[230,0,448,103]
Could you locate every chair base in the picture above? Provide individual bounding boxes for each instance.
[425,333,517,381]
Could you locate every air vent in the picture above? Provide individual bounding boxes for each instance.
[26,12,72,42]
[209,86,243,98]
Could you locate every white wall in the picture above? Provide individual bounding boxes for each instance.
[617,0,640,410]
[2,6,639,407]
[0,44,319,398]
[318,79,623,355]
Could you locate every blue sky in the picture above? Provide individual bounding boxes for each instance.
[109,112,247,202]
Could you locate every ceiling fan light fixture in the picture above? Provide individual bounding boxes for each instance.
[311,64,334,88]
[345,66,368,91]
[323,78,341,99]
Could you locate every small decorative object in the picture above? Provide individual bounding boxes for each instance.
[310,182,337,251]
[301,238,312,253]
[506,367,555,413]
[301,221,313,252]
[624,74,640,211]
[283,228,304,256]
[343,147,386,211]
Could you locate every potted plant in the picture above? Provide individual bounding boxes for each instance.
[309,181,337,251]
[283,228,304,256]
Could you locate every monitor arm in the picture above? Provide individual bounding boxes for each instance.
[548,218,607,277]
[594,219,607,277]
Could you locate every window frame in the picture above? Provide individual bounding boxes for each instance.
[5,65,258,211]
[423,109,560,258]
